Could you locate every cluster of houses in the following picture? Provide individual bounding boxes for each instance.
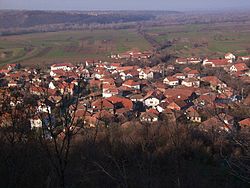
[111,50,152,60]
[0,52,250,134]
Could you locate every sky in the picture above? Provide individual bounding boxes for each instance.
[1,0,250,11]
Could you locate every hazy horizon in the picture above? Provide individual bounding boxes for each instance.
[1,0,250,11]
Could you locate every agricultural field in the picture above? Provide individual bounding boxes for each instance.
[0,29,152,66]
[1,21,250,67]
[144,22,250,58]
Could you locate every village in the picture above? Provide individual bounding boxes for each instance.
[0,51,250,137]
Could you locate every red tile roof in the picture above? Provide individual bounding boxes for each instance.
[107,95,133,110]
[92,99,114,109]
[239,118,250,127]
[51,63,74,67]
[123,80,139,87]
[232,63,249,72]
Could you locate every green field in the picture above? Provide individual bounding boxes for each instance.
[0,29,152,66]
[1,22,250,67]
[144,22,250,58]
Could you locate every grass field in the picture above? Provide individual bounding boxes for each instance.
[144,22,250,58]
[0,29,152,66]
[1,22,250,67]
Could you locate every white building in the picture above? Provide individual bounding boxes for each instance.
[163,76,179,86]
[225,53,236,63]
[51,63,74,71]
[30,118,43,129]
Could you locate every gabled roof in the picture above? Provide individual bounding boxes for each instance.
[239,118,250,127]
[201,76,224,86]
[183,67,192,73]
[140,112,158,119]
[168,100,187,110]
[51,69,66,76]
[205,59,230,66]
[231,63,249,72]
[130,94,144,100]
[186,106,200,117]
[164,88,194,99]
[196,94,216,104]
[173,73,185,77]
[164,76,179,82]
[123,80,139,86]
[176,58,188,63]
[93,110,114,120]
[51,63,74,67]
[147,108,159,115]
[92,99,114,109]
[200,116,226,129]
[107,95,133,110]
[187,69,199,75]
[144,90,164,100]
[75,109,89,118]
[182,77,199,83]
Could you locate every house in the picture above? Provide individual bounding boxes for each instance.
[122,80,140,90]
[217,113,234,125]
[89,79,102,91]
[30,117,43,129]
[107,95,133,110]
[143,90,164,108]
[203,59,230,68]
[176,58,187,64]
[8,80,18,88]
[186,69,200,78]
[0,69,10,75]
[173,73,186,80]
[139,69,154,80]
[239,56,250,61]
[140,112,158,122]
[50,69,66,77]
[102,86,119,98]
[116,66,136,73]
[225,53,236,63]
[38,103,51,114]
[185,106,201,123]
[187,57,202,64]
[51,63,74,71]
[49,82,56,90]
[2,64,19,71]
[110,63,121,69]
[91,98,114,111]
[79,68,90,78]
[120,70,139,80]
[164,88,197,103]
[201,76,227,90]
[183,67,192,73]
[93,110,114,123]
[181,78,200,88]
[130,94,144,102]
[153,82,167,92]
[167,100,187,111]
[239,118,250,130]
[166,65,175,71]
[230,63,249,73]
[84,116,105,128]
[194,94,216,107]
[30,86,45,96]
[93,69,109,79]
[200,116,230,132]
[57,82,74,95]
[163,76,179,86]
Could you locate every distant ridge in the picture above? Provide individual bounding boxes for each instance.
[0,10,179,29]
